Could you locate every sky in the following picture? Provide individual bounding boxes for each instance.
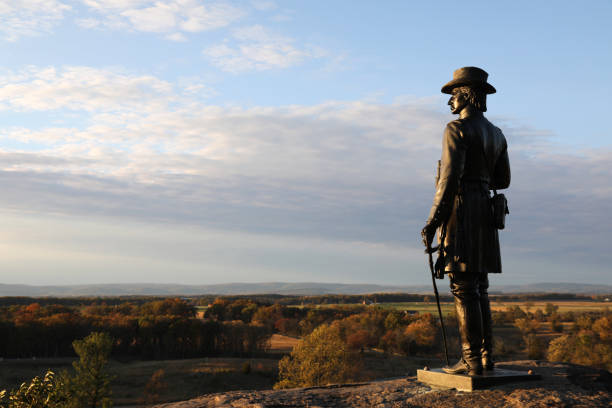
[0,0,611,286]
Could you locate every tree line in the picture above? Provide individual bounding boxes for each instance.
[2,296,610,382]
[0,298,270,359]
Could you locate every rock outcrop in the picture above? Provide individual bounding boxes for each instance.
[154,361,612,407]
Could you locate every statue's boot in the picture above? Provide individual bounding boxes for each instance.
[480,290,495,370]
[443,295,483,376]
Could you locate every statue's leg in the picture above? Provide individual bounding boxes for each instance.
[444,272,483,376]
[479,273,494,370]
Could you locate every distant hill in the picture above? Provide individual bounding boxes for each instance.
[1,281,611,297]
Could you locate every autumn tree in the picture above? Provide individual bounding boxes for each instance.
[275,324,359,389]
[548,315,612,370]
[545,303,559,316]
[514,317,545,359]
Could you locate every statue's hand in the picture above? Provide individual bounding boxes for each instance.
[421,224,436,248]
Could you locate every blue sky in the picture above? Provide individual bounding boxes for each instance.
[0,0,610,286]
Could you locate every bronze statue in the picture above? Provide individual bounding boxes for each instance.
[422,67,511,375]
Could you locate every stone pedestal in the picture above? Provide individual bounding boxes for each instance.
[417,368,541,392]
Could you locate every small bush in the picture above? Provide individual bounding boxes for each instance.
[275,324,360,389]
[143,369,167,405]
[0,371,69,408]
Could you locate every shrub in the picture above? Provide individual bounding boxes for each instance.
[0,332,116,408]
[143,369,167,405]
[547,323,612,371]
[0,371,69,408]
[275,324,359,389]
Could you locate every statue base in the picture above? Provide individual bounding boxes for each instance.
[417,367,541,392]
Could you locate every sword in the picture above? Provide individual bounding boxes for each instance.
[426,239,450,366]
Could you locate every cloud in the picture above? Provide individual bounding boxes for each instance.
[204,25,325,72]
[0,0,71,41]
[0,65,611,283]
[0,66,175,113]
[78,0,245,37]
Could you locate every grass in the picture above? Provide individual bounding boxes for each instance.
[376,301,455,315]
[489,300,611,313]
[0,357,279,407]
[375,300,611,315]
[268,334,300,352]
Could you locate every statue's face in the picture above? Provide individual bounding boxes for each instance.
[448,89,468,114]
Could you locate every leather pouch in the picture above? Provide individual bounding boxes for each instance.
[492,192,509,229]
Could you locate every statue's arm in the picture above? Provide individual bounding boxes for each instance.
[426,122,466,229]
[492,140,510,190]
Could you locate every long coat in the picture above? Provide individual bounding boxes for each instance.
[427,111,511,274]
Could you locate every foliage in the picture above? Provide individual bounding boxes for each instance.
[547,315,612,371]
[550,317,563,333]
[0,298,272,359]
[139,298,195,318]
[525,334,546,359]
[379,314,440,356]
[514,317,547,359]
[545,303,559,316]
[275,324,359,389]
[142,369,167,405]
[514,318,539,336]
[65,332,115,408]
[0,371,69,408]
[0,332,116,408]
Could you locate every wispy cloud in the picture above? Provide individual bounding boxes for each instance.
[204,25,326,72]
[77,0,245,39]
[0,66,175,113]
[0,0,71,41]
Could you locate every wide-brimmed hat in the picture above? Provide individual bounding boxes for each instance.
[441,66,496,94]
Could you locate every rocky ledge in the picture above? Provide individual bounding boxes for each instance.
[154,361,612,408]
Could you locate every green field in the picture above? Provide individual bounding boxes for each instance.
[376,301,455,315]
[373,300,611,315]
[489,300,611,313]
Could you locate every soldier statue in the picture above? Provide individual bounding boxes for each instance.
[421,67,511,376]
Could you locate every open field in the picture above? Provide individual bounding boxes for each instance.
[489,300,611,313]
[0,356,279,407]
[287,302,456,315]
[376,301,455,315]
[375,300,610,315]
[268,334,300,353]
